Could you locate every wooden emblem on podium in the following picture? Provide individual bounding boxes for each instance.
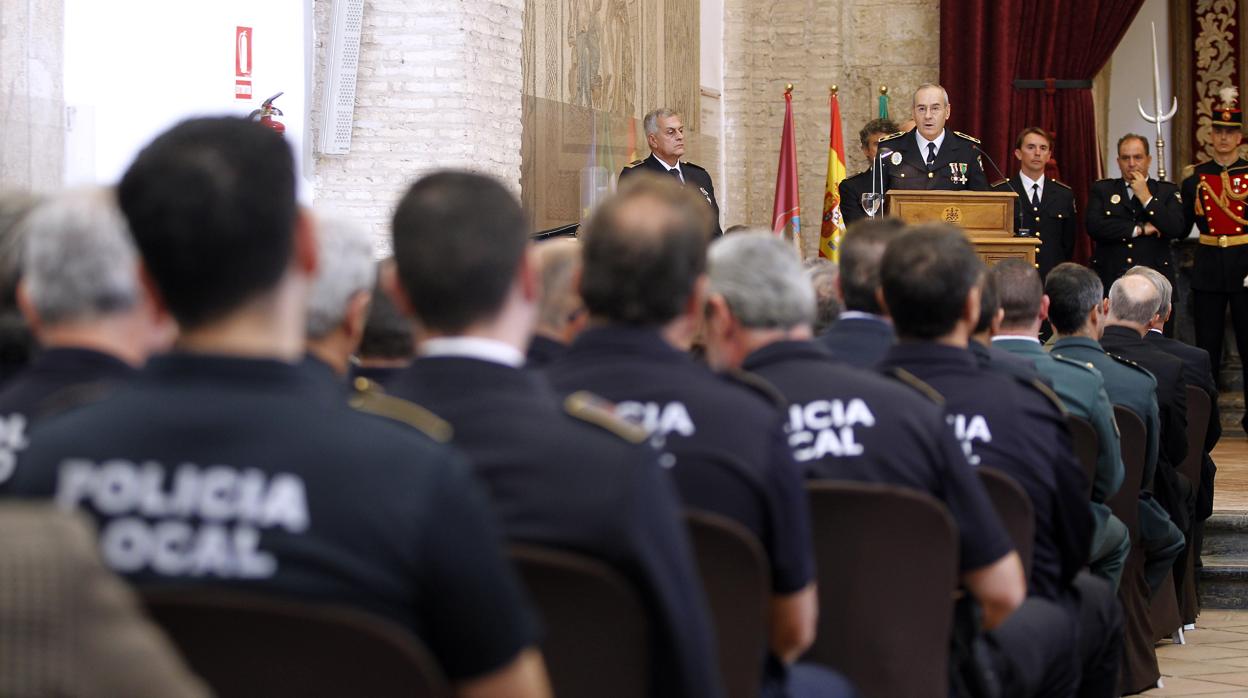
[885,190,1039,267]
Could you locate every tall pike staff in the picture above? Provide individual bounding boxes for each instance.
[1137,21,1178,180]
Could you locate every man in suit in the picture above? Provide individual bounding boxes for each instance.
[991,127,1077,279]
[1086,134,1185,294]
[816,217,902,367]
[303,213,376,394]
[878,84,991,193]
[839,117,897,226]
[618,108,721,237]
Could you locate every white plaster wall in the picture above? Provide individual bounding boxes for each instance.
[1105,0,1174,179]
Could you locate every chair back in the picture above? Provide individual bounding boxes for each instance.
[805,481,958,698]
[509,544,650,698]
[1108,405,1147,537]
[976,467,1035,579]
[1066,414,1099,498]
[686,511,769,698]
[142,590,451,698]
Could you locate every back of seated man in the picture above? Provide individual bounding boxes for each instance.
[544,176,836,697]
[967,269,1044,384]
[802,258,841,335]
[303,212,376,393]
[7,117,550,698]
[525,237,586,368]
[349,259,414,388]
[989,260,1129,591]
[876,225,1121,697]
[382,171,721,698]
[700,232,1025,638]
[0,187,173,492]
[814,218,902,367]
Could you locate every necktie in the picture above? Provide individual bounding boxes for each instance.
[668,167,683,185]
[1031,184,1040,208]
[926,143,937,168]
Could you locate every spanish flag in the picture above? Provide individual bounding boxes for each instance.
[819,89,847,260]
[771,86,802,251]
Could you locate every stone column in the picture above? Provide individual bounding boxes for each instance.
[0,0,65,192]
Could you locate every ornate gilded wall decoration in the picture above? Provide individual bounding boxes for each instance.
[1193,0,1239,162]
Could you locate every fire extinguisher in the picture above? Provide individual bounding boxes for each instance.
[249,91,286,134]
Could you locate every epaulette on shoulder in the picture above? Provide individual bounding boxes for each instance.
[991,178,1009,188]
[884,367,945,406]
[1094,177,1118,185]
[1181,163,1197,180]
[723,369,787,409]
[1052,353,1102,378]
[1227,163,1248,174]
[1024,376,1068,417]
[563,391,647,444]
[681,160,707,172]
[877,130,906,143]
[349,377,453,443]
[1051,179,1072,190]
[624,159,646,169]
[953,130,981,144]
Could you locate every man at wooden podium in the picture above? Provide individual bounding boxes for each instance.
[877,84,991,193]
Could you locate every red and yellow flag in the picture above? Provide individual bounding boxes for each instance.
[819,89,848,260]
[771,86,801,252]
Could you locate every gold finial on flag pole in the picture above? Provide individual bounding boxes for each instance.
[880,85,889,95]
[785,83,794,95]
[830,85,838,96]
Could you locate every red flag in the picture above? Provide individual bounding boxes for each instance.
[771,86,801,251]
[820,89,848,260]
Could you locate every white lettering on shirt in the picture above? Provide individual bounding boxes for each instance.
[947,413,992,466]
[0,413,29,484]
[785,399,874,462]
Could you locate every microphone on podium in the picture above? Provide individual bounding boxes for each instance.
[973,145,1029,238]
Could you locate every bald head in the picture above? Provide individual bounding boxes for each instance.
[1107,274,1160,330]
[1123,265,1171,322]
[534,238,584,336]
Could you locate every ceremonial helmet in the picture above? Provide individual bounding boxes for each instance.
[1213,86,1243,128]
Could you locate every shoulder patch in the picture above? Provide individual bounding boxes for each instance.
[952,130,982,144]
[878,130,906,142]
[1026,377,1068,416]
[723,369,787,408]
[1051,179,1072,190]
[349,378,453,443]
[564,391,647,443]
[885,367,945,406]
[625,159,645,168]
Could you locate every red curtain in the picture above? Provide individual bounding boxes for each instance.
[941,0,1146,262]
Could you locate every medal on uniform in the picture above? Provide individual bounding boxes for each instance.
[1110,194,1121,204]
[698,187,712,205]
[891,152,902,166]
[948,162,968,185]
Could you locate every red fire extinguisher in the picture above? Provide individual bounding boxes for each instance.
[249,91,286,134]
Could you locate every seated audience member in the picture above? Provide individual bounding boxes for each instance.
[815,218,902,367]
[526,237,586,368]
[701,232,1026,639]
[382,171,721,698]
[1049,263,1185,597]
[349,259,414,387]
[7,117,550,697]
[802,258,841,335]
[0,187,173,492]
[877,226,1121,697]
[545,176,849,697]
[303,213,376,393]
[0,503,210,697]
[838,117,898,226]
[967,270,1044,384]
[0,192,41,384]
[989,260,1129,591]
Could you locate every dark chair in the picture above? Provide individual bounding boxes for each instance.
[686,511,769,698]
[977,467,1035,580]
[1108,405,1161,694]
[1179,385,1212,626]
[142,589,450,698]
[509,544,650,698]
[1066,414,1099,499]
[805,481,958,698]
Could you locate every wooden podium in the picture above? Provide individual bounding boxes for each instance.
[885,190,1039,267]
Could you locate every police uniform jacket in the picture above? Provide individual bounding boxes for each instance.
[969,339,1048,386]
[991,175,1077,278]
[1182,158,1248,292]
[878,128,991,193]
[815,313,896,368]
[619,153,722,237]
[0,347,135,493]
[346,363,403,389]
[878,343,1093,600]
[386,355,721,698]
[8,353,539,683]
[1146,329,1220,520]
[1086,177,1185,288]
[524,334,567,370]
[838,168,875,227]
[743,340,1013,572]
[546,326,814,597]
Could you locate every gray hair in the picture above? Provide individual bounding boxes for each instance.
[708,232,814,329]
[1108,274,1160,325]
[803,258,841,334]
[1124,265,1172,318]
[306,213,377,340]
[913,83,950,107]
[20,187,140,325]
[643,108,680,136]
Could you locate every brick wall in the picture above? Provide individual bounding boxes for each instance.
[721,0,939,256]
[0,0,64,192]
[311,0,525,254]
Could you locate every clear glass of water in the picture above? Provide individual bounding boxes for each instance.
[861,193,882,218]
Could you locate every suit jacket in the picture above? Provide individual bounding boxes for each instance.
[1100,325,1191,531]
[815,314,895,368]
[878,128,991,193]
[838,168,875,227]
[619,153,722,237]
[1086,177,1184,288]
[991,175,1077,278]
[0,504,210,698]
[1146,329,1220,520]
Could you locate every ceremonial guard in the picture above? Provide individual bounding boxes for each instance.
[878,84,990,193]
[1182,87,1248,433]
